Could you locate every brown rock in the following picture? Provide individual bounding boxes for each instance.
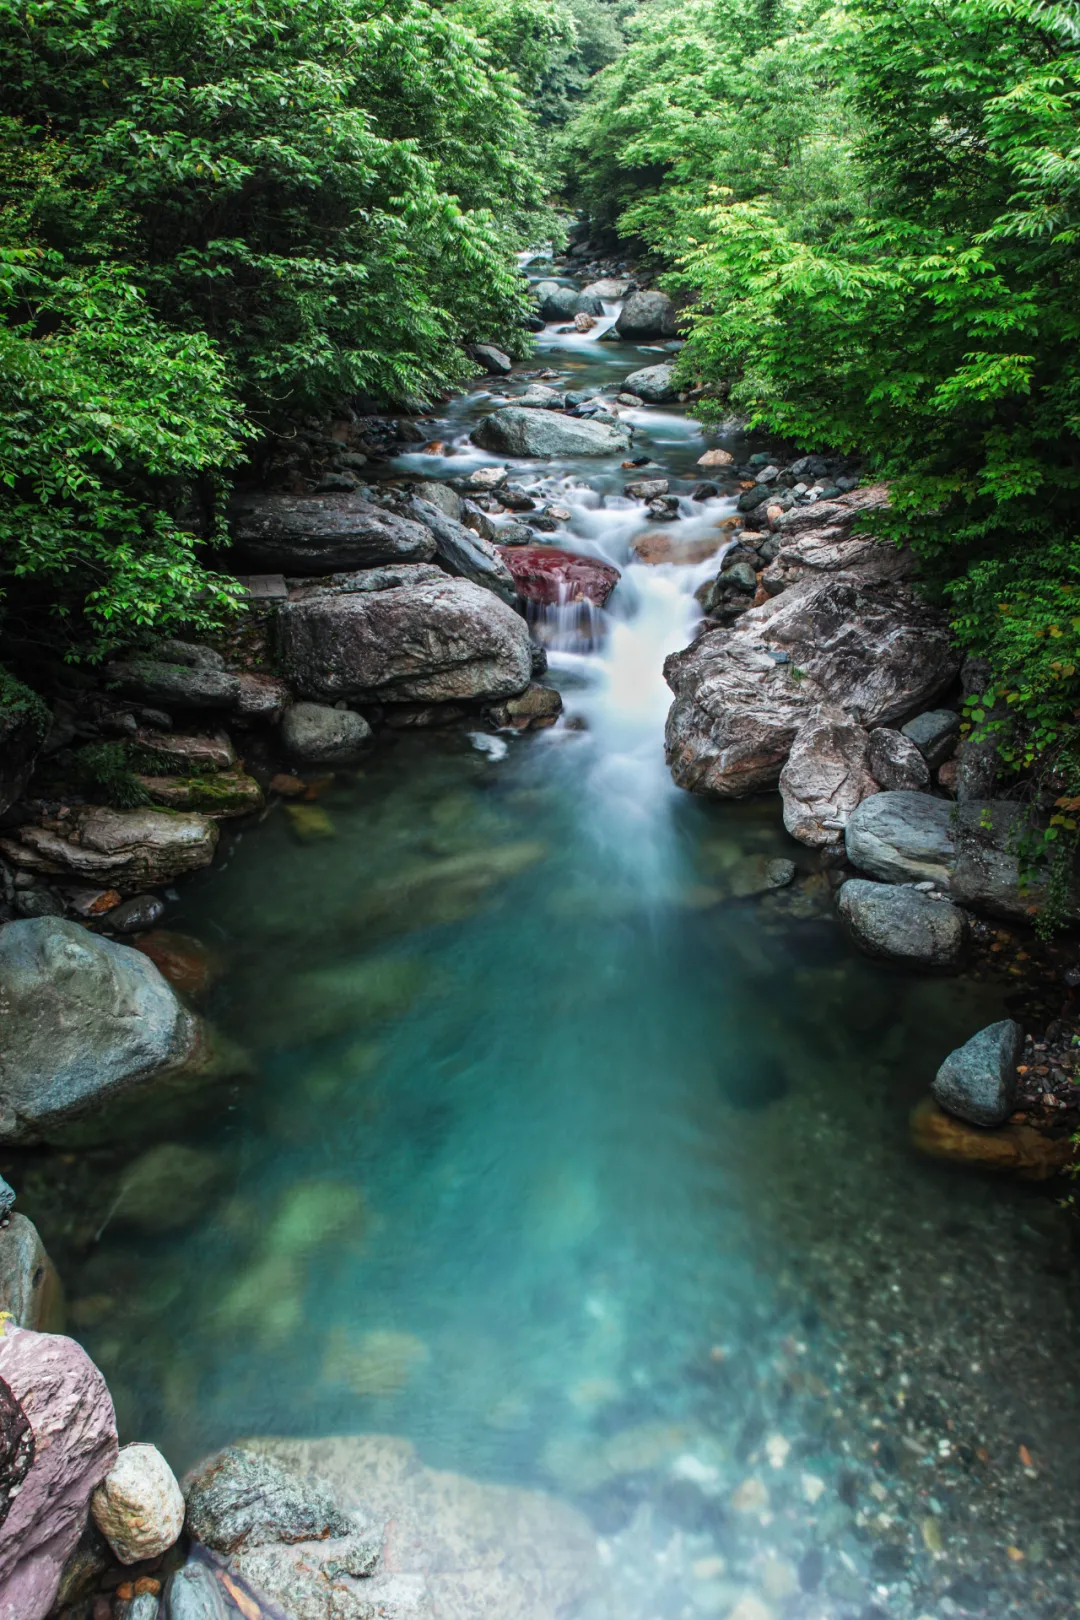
[135,730,236,772]
[630,531,724,566]
[910,1098,1076,1180]
[0,806,218,894]
[132,930,217,997]
[486,686,563,731]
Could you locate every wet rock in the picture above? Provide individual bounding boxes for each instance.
[0,1326,118,1620]
[107,642,241,710]
[472,407,630,458]
[13,885,65,919]
[136,770,265,819]
[235,672,291,722]
[281,702,372,766]
[231,492,436,574]
[932,1019,1024,1126]
[460,498,499,543]
[901,708,960,768]
[632,531,722,566]
[698,448,734,468]
[163,1557,232,1620]
[92,1443,185,1564]
[844,791,954,885]
[486,685,563,731]
[615,290,679,338]
[113,1143,224,1234]
[404,496,517,603]
[184,1446,356,1556]
[0,1177,13,1225]
[498,385,563,410]
[0,1214,63,1330]
[411,480,463,520]
[867,727,930,791]
[473,343,512,375]
[665,577,959,797]
[496,545,620,607]
[0,805,218,892]
[278,574,533,706]
[131,929,216,996]
[760,487,902,591]
[779,713,879,846]
[837,879,967,968]
[104,893,167,933]
[622,363,678,402]
[728,856,796,898]
[581,277,633,300]
[911,1098,1075,1179]
[135,729,236,772]
[533,280,578,321]
[0,918,200,1144]
[625,478,669,500]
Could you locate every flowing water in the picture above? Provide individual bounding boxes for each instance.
[40,286,1080,1616]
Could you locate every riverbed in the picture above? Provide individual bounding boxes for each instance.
[40,280,1080,1618]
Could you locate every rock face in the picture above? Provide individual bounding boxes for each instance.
[615,289,678,338]
[779,713,878,846]
[404,497,517,603]
[0,1217,63,1332]
[472,407,630,458]
[868,727,931,791]
[844,791,953,885]
[665,576,959,798]
[92,1443,184,1564]
[277,574,533,706]
[0,805,218,893]
[107,642,241,710]
[183,1435,602,1620]
[622,363,677,402]
[932,1019,1024,1126]
[496,545,620,607]
[0,918,198,1145]
[281,702,372,766]
[837,880,968,969]
[0,1326,118,1620]
[230,493,436,574]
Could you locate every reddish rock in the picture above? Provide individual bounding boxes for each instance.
[911,1098,1076,1180]
[496,546,620,608]
[132,930,217,997]
[0,1327,118,1620]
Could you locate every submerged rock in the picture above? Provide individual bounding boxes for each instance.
[184,1446,355,1557]
[0,918,200,1144]
[92,1443,184,1564]
[112,1143,224,1234]
[472,407,630,458]
[837,879,967,969]
[0,805,218,893]
[932,1019,1024,1126]
[496,545,620,607]
[281,701,372,765]
[230,492,436,574]
[277,575,533,706]
[0,1326,118,1620]
[911,1098,1074,1179]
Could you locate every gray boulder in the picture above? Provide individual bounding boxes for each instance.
[472,407,630,458]
[844,791,954,885]
[932,1019,1023,1126]
[837,879,967,969]
[949,798,1076,922]
[277,574,532,706]
[615,290,679,338]
[107,642,240,709]
[779,712,879,846]
[281,702,372,765]
[622,363,677,403]
[472,343,512,375]
[411,480,462,520]
[868,727,931,791]
[581,278,633,301]
[532,280,578,321]
[901,709,961,769]
[230,492,436,574]
[0,919,198,1144]
[404,497,517,603]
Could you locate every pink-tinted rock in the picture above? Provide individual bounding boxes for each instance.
[495,546,620,608]
[0,1327,118,1620]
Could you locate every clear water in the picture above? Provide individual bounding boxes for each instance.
[58,305,1080,1616]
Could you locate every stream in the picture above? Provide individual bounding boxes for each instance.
[50,274,1080,1617]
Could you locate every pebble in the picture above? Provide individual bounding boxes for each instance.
[731,1477,769,1513]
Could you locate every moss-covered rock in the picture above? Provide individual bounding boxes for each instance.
[135,770,264,819]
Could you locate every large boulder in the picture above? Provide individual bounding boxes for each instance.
[932,1019,1024,1126]
[0,805,218,893]
[472,408,630,458]
[0,1216,63,1331]
[581,278,633,301]
[496,545,620,607]
[622,363,677,403]
[0,1327,118,1620]
[107,641,240,709]
[664,576,959,796]
[844,791,953,885]
[230,492,436,574]
[281,702,372,766]
[532,280,578,321]
[615,289,678,338]
[472,344,512,375]
[0,918,200,1144]
[779,712,879,846]
[277,574,532,706]
[837,879,968,969]
[403,497,517,603]
[760,486,904,591]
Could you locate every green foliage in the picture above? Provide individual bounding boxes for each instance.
[70,741,152,808]
[0,665,51,739]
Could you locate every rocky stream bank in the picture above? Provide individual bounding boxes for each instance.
[2,247,1080,1620]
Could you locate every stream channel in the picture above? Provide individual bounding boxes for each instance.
[53,271,1080,1617]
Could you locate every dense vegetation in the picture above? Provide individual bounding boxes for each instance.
[564,0,1080,869]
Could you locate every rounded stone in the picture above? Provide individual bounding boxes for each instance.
[281,702,372,765]
[837,878,967,968]
[92,1442,185,1564]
